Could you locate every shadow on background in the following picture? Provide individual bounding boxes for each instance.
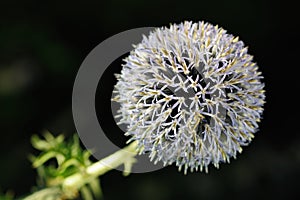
[0,0,299,199]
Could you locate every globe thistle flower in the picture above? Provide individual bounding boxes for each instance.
[112,21,265,173]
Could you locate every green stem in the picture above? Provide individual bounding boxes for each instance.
[24,141,138,200]
[63,141,138,193]
[23,187,62,200]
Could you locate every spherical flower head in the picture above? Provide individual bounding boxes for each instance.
[113,21,265,173]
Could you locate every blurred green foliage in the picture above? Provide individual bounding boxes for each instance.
[27,132,102,200]
[0,191,14,200]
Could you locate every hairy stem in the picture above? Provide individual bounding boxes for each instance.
[24,141,138,200]
[62,141,138,194]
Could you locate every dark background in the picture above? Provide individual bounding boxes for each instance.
[0,0,299,199]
